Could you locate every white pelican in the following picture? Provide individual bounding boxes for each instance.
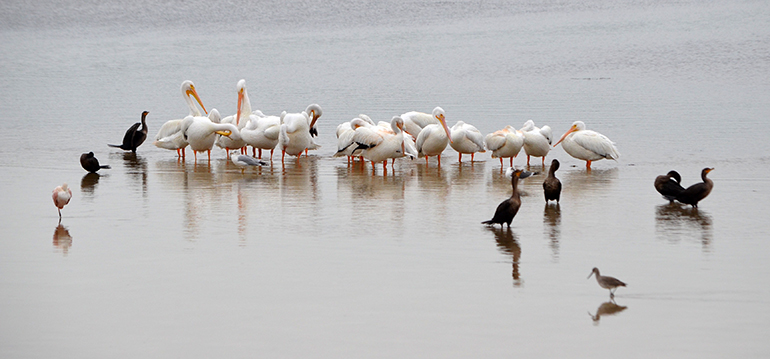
[278,104,323,164]
[352,116,410,170]
[153,80,207,158]
[415,107,453,166]
[241,113,281,160]
[485,125,524,167]
[230,150,268,173]
[400,110,439,140]
[182,109,242,162]
[553,121,619,169]
[333,116,375,161]
[52,183,72,219]
[216,79,252,155]
[521,120,552,166]
[449,121,486,162]
[109,111,148,153]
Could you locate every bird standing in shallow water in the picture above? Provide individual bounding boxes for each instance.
[676,167,714,208]
[482,168,531,227]
[543,159,562,203]
[52,183,72,220]
[588,267,626,298]
[109,111,149,153]
[654,170,685,203]
[230,151,267,173]
[79,152,110,173]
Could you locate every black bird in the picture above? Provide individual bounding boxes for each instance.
[543,159,562,203]
[109,111,149,152]
[482,168,529,227]
[654,170,685,203]
[676,167,714,208]
[79,152,111,173]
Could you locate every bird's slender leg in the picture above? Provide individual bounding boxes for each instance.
[509,157,513,167]
[281,150,285,165]
[437,155,441,167]
[458,153,462,162]
[471,153,475,162]
[181,148,186,159]
[527,155,531,166]
[586,160,592,169]
[270,149,274,161]
[425,156,429,166]
[499,158,503,166]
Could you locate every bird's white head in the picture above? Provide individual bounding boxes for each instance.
[433,107,452,143]
[554,121,584,147]
[182,80,207,115]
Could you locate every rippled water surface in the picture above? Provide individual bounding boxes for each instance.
[2,0,770,357]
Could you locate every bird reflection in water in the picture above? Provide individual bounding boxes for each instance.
[655,204,713,251]
[80,172,101,197]
[543,203,561,260]
[486,226,522,287]
[52,223,73,255]
[122,152,148,197]
[589,300,627,325]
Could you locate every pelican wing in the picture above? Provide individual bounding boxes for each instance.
[352,127,384,149]
[485,132,507,151]
[572,131,620,160]
[154,119,183,141]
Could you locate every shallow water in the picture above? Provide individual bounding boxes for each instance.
[2,0,770,357]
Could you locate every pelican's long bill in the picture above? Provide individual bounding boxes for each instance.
[215,130,232,137]
[187,84,207,115]
[554,123,578,147]
[436,112,453,143]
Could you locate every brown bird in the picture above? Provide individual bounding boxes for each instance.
[654,170,685,203]
[109,111,149,152]
[676,168,714,208]
[588,267,626,298]
[482,168,531,227]
[543,159,562,203]
[79,152,111,173]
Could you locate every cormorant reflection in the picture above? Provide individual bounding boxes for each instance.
[80,172,101,196]
[543,203,561,260]
[486,226,522,287]
[655,204,713,250]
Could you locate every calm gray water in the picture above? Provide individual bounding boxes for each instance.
[2,0,770,357]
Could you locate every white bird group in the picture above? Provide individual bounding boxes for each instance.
[152,79,323,166]
[148,80,621,171]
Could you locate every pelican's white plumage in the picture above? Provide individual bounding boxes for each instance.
[400,110,439,140]
[216,79,251,153]
[485,125,524,167]
[153,80,207,158]
[353,116,410,170]
[521,120,552,166]
[334,116,376,159]
[182,109,241,162]
[241,113,280,160]
[449,121,486,162]
[554,120,619,168]
[278,104,323,164]
[415,107,453,166]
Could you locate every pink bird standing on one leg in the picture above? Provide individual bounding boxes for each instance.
[52,183,72,220]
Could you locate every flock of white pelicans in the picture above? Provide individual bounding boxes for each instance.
[149,80,620,171]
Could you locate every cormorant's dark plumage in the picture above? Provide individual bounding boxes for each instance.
[80,152,110,173]
[654,170,685,203]
[543,159,562,203]
[109,111,149,152]
[676,167,714,208]
[483,169,525,227]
